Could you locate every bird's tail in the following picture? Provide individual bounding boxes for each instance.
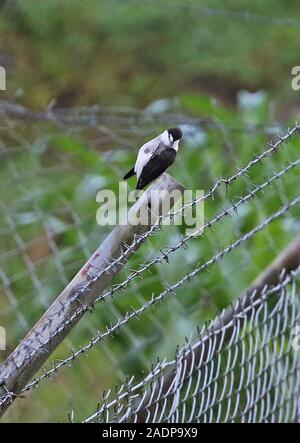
[123,168,135,180]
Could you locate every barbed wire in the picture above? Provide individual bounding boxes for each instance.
[17,157,299,385]
[94,156,300,302]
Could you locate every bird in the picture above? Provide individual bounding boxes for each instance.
[123,127,182,190]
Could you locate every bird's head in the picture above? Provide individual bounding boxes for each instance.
[162,127,182,149]
[168,127,182,142]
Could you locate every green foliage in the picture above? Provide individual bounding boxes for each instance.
[1,0,300,107]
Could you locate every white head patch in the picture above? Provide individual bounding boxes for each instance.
[161,130,179,150]
[161,130,170,146]
[172,140,179,151]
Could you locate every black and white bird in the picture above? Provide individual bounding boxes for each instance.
[123,127,182,190]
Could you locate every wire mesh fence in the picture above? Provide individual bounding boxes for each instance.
[83,269,300,423]
[0,99,300,422]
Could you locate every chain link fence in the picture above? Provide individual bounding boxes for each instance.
[84,269,300,423]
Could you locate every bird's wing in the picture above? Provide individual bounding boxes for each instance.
[136,148,176,190]
[134,137,161,178]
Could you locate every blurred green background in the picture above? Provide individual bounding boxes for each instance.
[1,0,300,109]
[0,0,300,422]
